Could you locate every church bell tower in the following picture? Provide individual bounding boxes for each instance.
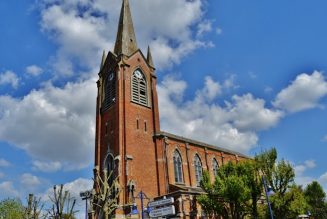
[94,0,161,216]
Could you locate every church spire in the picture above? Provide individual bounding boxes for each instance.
[114,0,138,56]
[147,46,155,68]
[100,50,106,70]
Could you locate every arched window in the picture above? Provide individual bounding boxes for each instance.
[104,72,116,109]
[131,69,147,106]
[173,150,183,183]
[213,158,219,177]
[104,152,115,185]
[194,154,203,186]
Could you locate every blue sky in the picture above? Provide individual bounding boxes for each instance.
[1,0,327,216]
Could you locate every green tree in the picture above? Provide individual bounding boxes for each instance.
[0,198,24,219]
[255,148,308,219]
[199,161,254,219]
[198,171,225,218]
[241,160,263,219]
[270,184,308,218]
[304,181,327,218]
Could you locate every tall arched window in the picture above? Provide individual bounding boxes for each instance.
[104,152,115,185]
[131,69,148,106]
[173,150,183,183]
[104,72,116,110]
[213,158,219,177]
[194,154,203,186]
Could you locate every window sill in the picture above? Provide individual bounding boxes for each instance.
[175,182,185,186]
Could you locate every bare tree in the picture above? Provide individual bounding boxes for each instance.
[92,166,120,219]
[47,184,77,219]
[24,194,46,219]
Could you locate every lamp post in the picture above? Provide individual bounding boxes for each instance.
[133,190,149,219]
[262,176,274,219]
[80,190,93,219]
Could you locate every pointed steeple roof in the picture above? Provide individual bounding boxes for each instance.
[114,0,138,56]
[147,46,155,68]
[100,50,107,70]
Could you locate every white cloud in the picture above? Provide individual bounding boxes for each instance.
[0,70,19,89]
[32,160,62,172]
[0,158,11,167]
[223,74,239,90]
[26,65,44,76]
[304,160,316,169]
[317,172,327,192]
[227,94,283,131]
[197,20,212,37]
[322,134,327,142]
[319,172,327,184]
[0,172,4,178]
[38,0,211,75]
[294,160,316,187]
[216,27,223,35]
[196,76,222,101]
[264,86,273,94]
[21,173,41,188]
[158,75,283,153]
[0,78,97,170]
[0,181,19,198]
[273,71,327,113]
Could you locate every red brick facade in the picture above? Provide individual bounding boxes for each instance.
[93,0,249,218]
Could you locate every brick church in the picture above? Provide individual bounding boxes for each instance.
[93,0,249,218]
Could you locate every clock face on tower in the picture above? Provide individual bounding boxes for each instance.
[134,70,143,79]
[109,72,114,81]
[103,72,116,110]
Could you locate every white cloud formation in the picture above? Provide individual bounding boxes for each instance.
[0,158,11,167]
[38,0,211,75]
[0,181,19,198]
[21,173,41,188]
[26,65,44,76]
[0,78,97,170]
[32,160,62,172]
[294,160,316,187]
[0,172,4,178]
[197,20,213,37]
[319,172,327,184]
[0,70,19,89]
[322,134,327,142]
[158,75,283,153]
[216,27,223,35]
[294,160,316,176]
[227,94,283,131]
[196,76,222,101]
[273,71,327,113]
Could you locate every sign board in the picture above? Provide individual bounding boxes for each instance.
[149,205,175,218]
[80,190,93,200]
[148,197,174,208]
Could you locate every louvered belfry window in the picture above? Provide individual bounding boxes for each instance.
[131,69,148,106]
[104,72,116,110]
